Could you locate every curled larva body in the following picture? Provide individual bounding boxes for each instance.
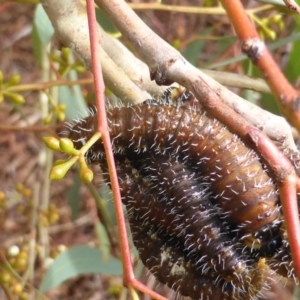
[264,223,295,281]
[113,157,269,300]
[130,216,238,300]
[68,103,280,244]
[111,154,249,283]
[133,154,251,283]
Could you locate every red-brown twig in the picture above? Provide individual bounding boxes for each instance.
[247,127,300,279]
[220,0,300,278]
[220,0,300,132]
[283,0,300,14]
[85,1,167,299]
[86,0,128,285]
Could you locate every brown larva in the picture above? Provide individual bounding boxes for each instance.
[65,90,293,298]
[130,153,252,283]
[264,223,296,281]
[129,214,239,300]
[68,98,280,247]
[111,156,270,300]
[106,153,250,283]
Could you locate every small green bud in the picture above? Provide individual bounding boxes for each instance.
[4,91,25,104]
[48,212,59,224]
[50,53,62,63]
[80,167,94,183]
[44,112,53,125]
[0,191,6,202]
[8,74,21,86]
[58,66,68,75]
[50,164,69,180]
[0,271,11,284]
[59,138,76,154]
[74,64,86,74]
[264,28,276,41]
[57,109,66,122]
[270,14,282,24]
[57,103,66,111]
[61,47,71,61]
[20,292,29,300]
[14,255,28,271]
[43,137,61,151]
[172,38,181,50]
[54,159,66,166]
[49,156,78,180]
[274,15,284,31]
[260,18,268,26]
[12,283,23,295]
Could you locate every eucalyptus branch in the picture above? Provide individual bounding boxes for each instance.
[201,69,271,94]
[99,32,272,97]
[98,26,166,98]
[42,0,150,104]
[41,0,296,150]
[95,0,296,151]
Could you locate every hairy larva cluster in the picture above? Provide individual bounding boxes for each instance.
[66,89,295,299]
[107,155,270,299]
[132,154,251,282]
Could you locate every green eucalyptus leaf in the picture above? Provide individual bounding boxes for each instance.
[33,4,54,46]
[39,245,122,293]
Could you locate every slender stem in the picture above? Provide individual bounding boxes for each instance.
[201,69,271,94]
[86,0,133,286]
[85,3,169,299]
[247,127,300,280]
[38,43,54,263]
[279,179,300,280]
[0,124,58,136]
[6,78,93,93]
[80,132,102,155]
[21,183,38,286]
[220,0,300,131]
[128,2,273,14]
[129,3,225,14]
